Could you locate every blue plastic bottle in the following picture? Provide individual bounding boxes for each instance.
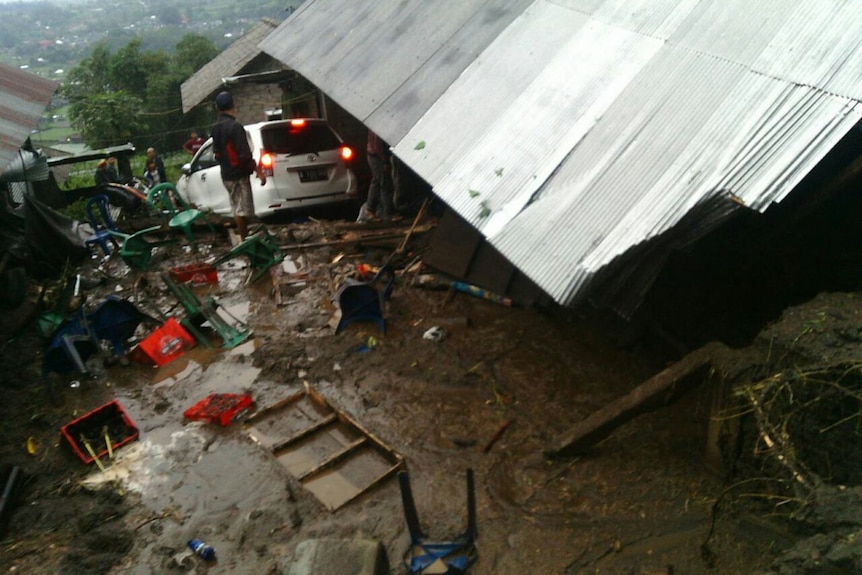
[188,538,216,561]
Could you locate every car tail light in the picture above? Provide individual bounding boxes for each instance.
[290,119,306,127]
[340,146,353,161]
[259,151,274,176]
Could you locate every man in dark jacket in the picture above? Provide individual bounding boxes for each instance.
[210,91,265,239]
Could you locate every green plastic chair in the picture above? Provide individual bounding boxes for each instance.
[108,226,176,271]
[147,183,215,246]
[212,224,284,283]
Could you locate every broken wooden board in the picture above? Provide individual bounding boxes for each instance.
[545,342,727,458]
[244,382,404,510]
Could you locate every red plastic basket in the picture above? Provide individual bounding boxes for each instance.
[184,394,255,426]
[61,400,139,464]
[132,318,195,366]
[169,263,218,286]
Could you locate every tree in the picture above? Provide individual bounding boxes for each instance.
[62,33,221,151]
[108,38,148,98]
[68,91,147,149]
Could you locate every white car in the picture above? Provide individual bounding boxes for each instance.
[177,118,358,217]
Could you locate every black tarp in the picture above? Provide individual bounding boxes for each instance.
[21,194,89,278]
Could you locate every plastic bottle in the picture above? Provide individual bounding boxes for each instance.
[188,538,216,561]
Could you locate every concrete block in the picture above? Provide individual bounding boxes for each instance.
[283,538,389,575]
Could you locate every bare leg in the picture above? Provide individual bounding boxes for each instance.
[235,215,248,239]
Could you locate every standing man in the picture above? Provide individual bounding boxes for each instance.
[358,129,394,222]
[183,129,206,155]
[210,91,265,239]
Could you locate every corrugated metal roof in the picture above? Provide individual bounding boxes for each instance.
[0,63,58,173]
[261,0,862,308]
[181,18,280,114]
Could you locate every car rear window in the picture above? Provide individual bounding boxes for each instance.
[261,123,341,155]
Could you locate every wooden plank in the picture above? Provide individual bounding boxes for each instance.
[271,413,338,453]
[243,388,307,424]
[328,460,405,511]
[546,342,727,458]
[297,437,367,481]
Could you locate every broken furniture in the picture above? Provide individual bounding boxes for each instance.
[161,273,250,348]
[84,194,120,256]
[60,399,139,466]
[42,306,98,377]
[86,296,151,360]
[108,225,176,271]
[244,382,404,511]
[147,183,215,246]
[335,265,395,334]
[42,296,151,377]
[399,469,478,574]
[212,224,284,283]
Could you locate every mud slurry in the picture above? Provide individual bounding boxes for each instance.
[4,227,855,574]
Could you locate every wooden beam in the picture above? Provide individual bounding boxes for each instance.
[546,342,727,458]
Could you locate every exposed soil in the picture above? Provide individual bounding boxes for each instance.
[1,216,861,575]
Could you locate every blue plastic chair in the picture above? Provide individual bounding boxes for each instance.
[335,265,395,334]
[85,194,120,256]
[399,469,478,574]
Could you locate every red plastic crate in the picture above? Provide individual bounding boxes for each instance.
[184,394,255,426]
[132,318,195,366]
[61,400,139,465]
[169,263,218,286]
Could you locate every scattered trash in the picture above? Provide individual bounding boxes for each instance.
[423,326,446,341]
[188,538,216,561]
[60,400,139,466]
[25,437,39,456]
[412,275,513,307]
[69,380,81,389]
[183,394,255,426]
[482,420,513,454]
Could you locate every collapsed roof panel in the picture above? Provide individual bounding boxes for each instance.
[260,0,862,308]
[260,0,532,141]
[0,63,58,171]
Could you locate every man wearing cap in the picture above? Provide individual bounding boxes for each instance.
[211,91,265,239]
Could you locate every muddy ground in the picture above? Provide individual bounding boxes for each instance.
[1,214,860,574]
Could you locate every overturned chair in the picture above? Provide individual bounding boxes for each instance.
[399,469,478,574]
[211,224,284,283]
[335,265,395,334]
[161,273,250,348]
[147,182,215,246]
[108,225,176,271]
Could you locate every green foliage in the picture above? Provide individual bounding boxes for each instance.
[68,91,147,149]
[62,33,220,152]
